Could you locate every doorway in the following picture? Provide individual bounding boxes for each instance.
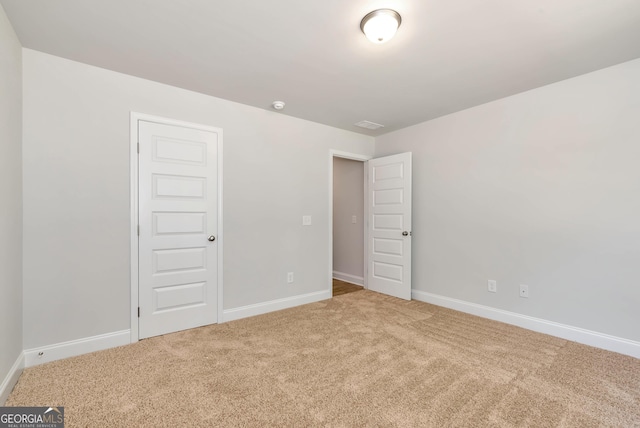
[332,156,366,295]
[329,150,413,300]
[329,151,370,296]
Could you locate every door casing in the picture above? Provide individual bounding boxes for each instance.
[130,112,224,342]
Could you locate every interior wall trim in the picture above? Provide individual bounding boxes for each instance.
[0,352,24,405]
[223,290,331,323]
[412,290,640,359]
[23,330,131,368]
[332,271,365,286]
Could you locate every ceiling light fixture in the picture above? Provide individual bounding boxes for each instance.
[272,101,285,110]
[360,9,402,44]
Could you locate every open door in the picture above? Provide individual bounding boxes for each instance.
[367,152,412,300]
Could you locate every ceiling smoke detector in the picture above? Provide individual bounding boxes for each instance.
[272,101,285,110]
[355,120,385,130]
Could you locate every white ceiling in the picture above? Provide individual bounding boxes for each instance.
[2,0,640,135]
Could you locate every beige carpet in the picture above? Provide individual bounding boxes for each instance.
[7,290,640,427]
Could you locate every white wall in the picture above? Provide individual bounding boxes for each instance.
[0,4,23,401]
[332,157,364,284]
[16,39,640,359]
[22,49,374,350]
[375,58,640,342]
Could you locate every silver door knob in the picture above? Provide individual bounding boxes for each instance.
[402,231,409,236]
[208,235,216,242]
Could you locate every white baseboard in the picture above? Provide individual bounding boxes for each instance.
[0,352,24,405]
[412,290,640,359]
[223,290,331,323]
[332,271,364,286]
[24,330,131,367]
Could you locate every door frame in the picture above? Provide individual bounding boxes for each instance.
[129,112,224,343]
[328,150,372,295]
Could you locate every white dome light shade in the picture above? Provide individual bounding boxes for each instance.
[360,9,401,44]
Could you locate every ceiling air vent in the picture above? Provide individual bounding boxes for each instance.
[354,120,384,130]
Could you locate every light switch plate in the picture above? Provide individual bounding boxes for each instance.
[302,215,312,226]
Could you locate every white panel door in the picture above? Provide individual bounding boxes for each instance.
[138,120,219,339]
[367,152,412,300]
